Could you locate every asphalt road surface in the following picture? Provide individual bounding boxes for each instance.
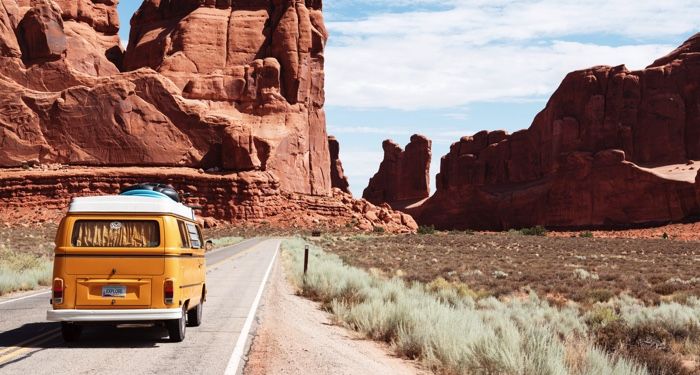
[0,238,280,375]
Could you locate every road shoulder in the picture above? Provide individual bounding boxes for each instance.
[243,255,425,375]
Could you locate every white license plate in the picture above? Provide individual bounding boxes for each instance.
[102,286,126,298]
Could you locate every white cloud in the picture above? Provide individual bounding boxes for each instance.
[325,0,698,110]
[328,126,411,136]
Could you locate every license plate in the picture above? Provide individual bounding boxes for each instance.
[102,286,126,298]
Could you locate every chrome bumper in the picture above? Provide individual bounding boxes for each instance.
[47,308,182,322]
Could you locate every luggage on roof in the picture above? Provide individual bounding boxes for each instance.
[120,183,181,203]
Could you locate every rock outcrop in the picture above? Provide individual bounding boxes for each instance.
[328,136,350,194]
[0,167,416,233]
[0,0,329,195]
[0,0,416,233]
[410,33,700,230]
[363,134,431,208]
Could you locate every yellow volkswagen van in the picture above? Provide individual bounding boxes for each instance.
[47,184,206,342]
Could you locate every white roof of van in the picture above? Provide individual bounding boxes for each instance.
[68,195,196,221]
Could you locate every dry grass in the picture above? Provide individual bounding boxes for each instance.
[310,232,700,375]
[0,224,55,296]
[317,232,700,305]
[282,238,654,375]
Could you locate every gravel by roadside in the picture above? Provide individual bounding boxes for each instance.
[244,257,425,375]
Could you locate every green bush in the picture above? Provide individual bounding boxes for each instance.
[372,225,385,234]
[580,231,594,238]
[417,225,435,235]
[519,226,547,236]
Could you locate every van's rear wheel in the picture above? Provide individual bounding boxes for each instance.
[187,300,203,327]
[61,322,82,342]
[166,305,187,342]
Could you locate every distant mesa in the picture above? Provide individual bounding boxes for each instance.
[365,32,700,230]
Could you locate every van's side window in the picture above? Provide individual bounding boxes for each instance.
[186,223,202,249]
[177,221,190,248]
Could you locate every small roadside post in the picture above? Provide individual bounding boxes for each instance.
[304,245,310,275]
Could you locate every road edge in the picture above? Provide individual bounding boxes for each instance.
[223,240,280,375]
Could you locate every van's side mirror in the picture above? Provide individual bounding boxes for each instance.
[205,240,213,251]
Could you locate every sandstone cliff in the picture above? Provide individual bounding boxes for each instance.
[0,0,415,232]
[363,134,431,208]
[328,136,350,194]
[374,33,700,230]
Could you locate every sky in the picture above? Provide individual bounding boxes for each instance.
[117,1,699,197]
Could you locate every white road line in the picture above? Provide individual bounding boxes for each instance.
[224,240,280,375]
[0,290,50,306]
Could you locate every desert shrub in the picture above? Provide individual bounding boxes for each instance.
[0,249,53,295]
[519,226,547,236]
[372,225,386,234]
[586,288,616,303]
[426,277,488,301]
[579,231,594,238]
[417,225,436,235]
[586,307,619,328]
[594,319,692,375]
[652,282,682,296]
[464,229,475,235]
[611,296,700,340]
[625,348,690,375]
[282,239,649,375]
[574,268,600,281]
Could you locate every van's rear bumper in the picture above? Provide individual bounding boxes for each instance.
[47,308,182,322]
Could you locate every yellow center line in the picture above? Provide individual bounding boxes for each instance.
[0,328,61,364]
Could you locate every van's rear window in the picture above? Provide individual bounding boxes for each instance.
[71,220,161,248]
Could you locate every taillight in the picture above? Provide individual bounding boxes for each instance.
[164,279,174,305]
[53,278,64,304]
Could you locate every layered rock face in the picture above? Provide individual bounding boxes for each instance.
[363,134,431,208]
[328,136,350,194]
[411,33,700,230]
[0,167,417,232]
[0,0,329,195]
[0,0,416,232]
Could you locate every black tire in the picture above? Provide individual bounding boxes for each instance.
[187,300,203,327]
[166,305,187,342]
[61,322,82,342]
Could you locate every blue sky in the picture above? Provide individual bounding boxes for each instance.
[117,1,698,196]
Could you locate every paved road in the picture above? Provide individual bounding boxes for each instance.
[0,238,279,375]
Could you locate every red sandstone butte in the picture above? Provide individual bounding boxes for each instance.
[0,0,414,233]
[328,136,350,194]
[409,33,700,230]
[363,134,432,208]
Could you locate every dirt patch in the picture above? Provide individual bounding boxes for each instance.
[549,222,700,242]
[244,257,425,375]
[317,232,700,305]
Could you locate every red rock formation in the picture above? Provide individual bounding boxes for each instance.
[363,134,431,208]
[0,0,330,195]
[413,33,700,230]
[328,135,350,194]
[0,167,416,233]
[0,0,416,233]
